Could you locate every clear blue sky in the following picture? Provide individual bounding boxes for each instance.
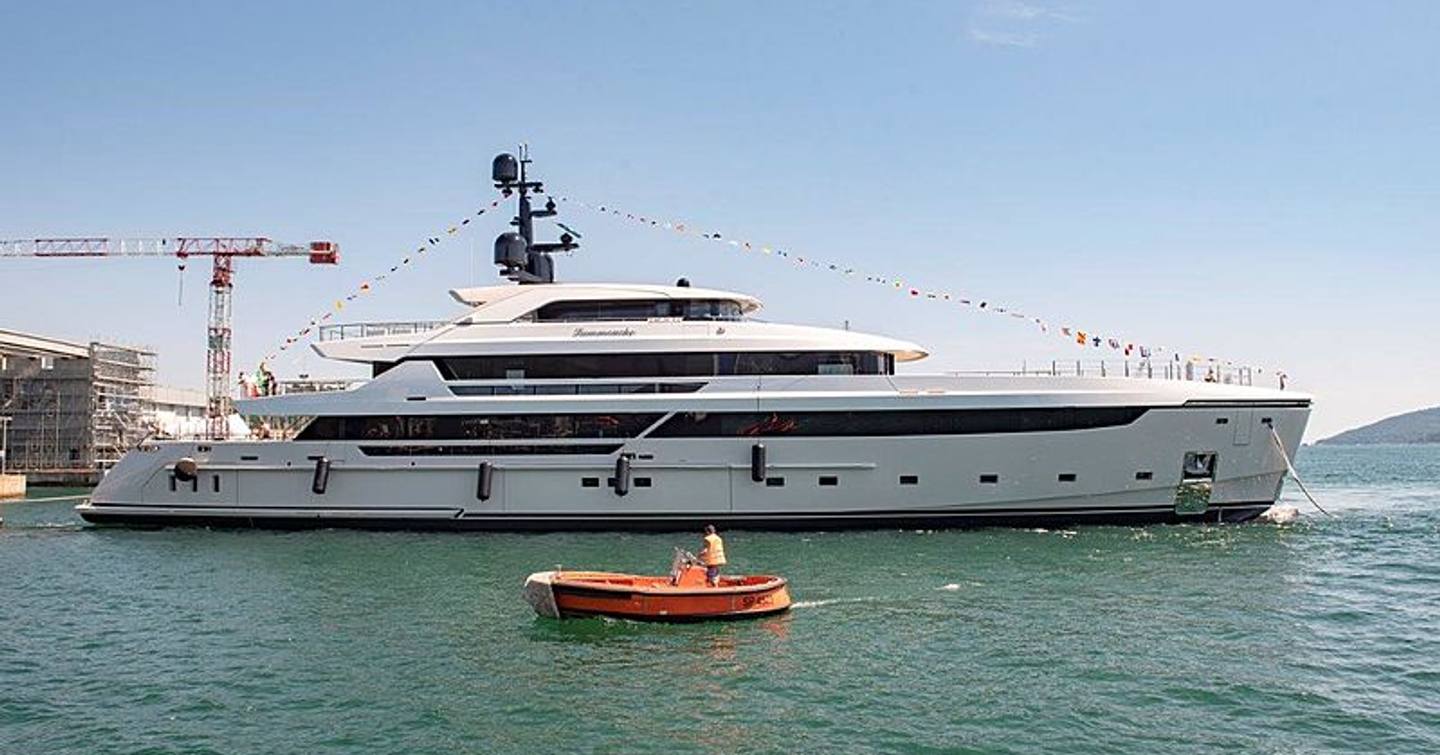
[1,1,1436,440]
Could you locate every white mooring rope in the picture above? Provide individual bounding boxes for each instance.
[1269,424,1331,517]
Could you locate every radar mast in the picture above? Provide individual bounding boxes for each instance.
[491,146,578,284]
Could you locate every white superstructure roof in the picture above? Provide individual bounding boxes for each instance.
[313,282,929,364]
[447,282,763,321]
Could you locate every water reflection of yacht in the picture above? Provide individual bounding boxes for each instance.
[80,152,1310,530]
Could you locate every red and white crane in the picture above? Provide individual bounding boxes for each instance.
[0,237,339,438]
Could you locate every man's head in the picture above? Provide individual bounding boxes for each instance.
[704,524,716,535]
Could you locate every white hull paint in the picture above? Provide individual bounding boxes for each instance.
[81,372,1310,530]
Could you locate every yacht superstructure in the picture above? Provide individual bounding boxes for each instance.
[79,152,1311,529]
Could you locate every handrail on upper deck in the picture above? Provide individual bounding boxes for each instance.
[948,359,1274,388]
[317,320,451,342]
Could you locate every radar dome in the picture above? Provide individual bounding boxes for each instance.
[492,153,519,183]
[493,232,527,269]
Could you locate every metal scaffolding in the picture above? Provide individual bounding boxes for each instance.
[2,237,339,438]
[0,330,156,473]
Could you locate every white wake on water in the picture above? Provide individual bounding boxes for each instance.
[791,597,881,609]
[1259,504,1301,524]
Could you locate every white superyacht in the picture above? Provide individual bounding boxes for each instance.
[80,153,1311,529]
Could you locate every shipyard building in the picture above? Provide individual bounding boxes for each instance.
[0,328,205,484]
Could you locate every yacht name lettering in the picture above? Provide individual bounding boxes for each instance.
[572,327,636,337]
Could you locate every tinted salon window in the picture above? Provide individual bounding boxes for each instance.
[297,413,663,441]
[434,351,891,380]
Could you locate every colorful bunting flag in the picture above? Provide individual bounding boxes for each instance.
[552,193,1282,382]
[264,195,505,362]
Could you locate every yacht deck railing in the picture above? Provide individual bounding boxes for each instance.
[178,358,1285,443]
[948,360,1277,387]
[317,320,451,342]
[275,378,366,394]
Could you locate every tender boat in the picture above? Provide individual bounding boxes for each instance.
[523,551,791,621]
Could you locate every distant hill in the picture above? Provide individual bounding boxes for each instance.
[1319,406,1440,445]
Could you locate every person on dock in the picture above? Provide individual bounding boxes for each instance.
[699,524,727,587]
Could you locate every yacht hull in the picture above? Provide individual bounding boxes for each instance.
[78,501,1275,530]
[80,384,1309,531]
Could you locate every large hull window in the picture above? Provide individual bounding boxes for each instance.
[430,351,891,380]
[297,413,664,441]
[649,407,1149,438]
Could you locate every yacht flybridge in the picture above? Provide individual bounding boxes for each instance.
[80,151,1311,530]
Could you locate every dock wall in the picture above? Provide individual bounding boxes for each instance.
[0,473,25,500]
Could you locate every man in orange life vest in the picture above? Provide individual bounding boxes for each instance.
[698,524,727,587]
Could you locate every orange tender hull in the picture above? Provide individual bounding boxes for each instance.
[524,567,792,622]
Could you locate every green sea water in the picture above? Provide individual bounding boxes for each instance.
[2,445,1438,754]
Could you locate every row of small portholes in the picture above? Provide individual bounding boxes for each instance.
[579,470,1159,489]
[176,469,1161,495]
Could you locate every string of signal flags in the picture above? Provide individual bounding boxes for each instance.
[262,184,1284,384]
[264,195,507,363]
[548,194,1286,382]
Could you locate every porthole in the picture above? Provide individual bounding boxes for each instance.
[634,477,652,488]
[818,476,838,487]
[765,477,786,487]
[1215,417,1230,425]
[581,477,600,488]
[979,474,999,484]
[1057,473,1076,483]
[1135,471,1154,481]
[899,475,919,485]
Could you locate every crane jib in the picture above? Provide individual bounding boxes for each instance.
[1,237,337,259]
[1,234,339,439]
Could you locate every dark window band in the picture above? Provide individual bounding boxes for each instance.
[449,382,705,396]
[357,444,623,456]
[649,407,1148,438]
[422,351,893,380]
[1179,399,1311,409]
[534,299,743,322]
[298,413,663,441]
